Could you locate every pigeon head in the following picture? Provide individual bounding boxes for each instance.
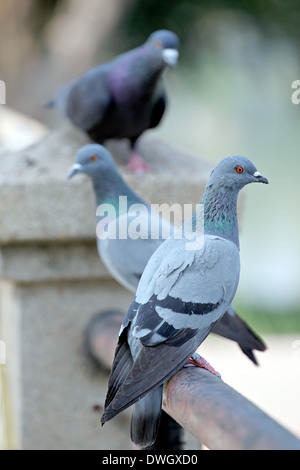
[208,155,269,191]
[200,155,268,247]
[145,30,179,67]
[68,143,146,209]
[68,144,115,179]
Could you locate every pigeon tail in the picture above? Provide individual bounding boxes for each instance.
[212,308,267,366]
[145,411,183,451]
[130,385,163,448]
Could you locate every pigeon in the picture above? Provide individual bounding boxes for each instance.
[48,30,179,173]
[100,155,268,447]
[68,144,266,364]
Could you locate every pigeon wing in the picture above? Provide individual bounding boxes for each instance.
[55,64,112,131]
[98,209,173,292]
[102,235,240,422]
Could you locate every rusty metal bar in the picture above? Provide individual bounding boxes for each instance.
[86,311,300,450]
[165,368,300,450]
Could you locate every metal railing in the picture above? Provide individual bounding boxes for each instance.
[86,310,300,451]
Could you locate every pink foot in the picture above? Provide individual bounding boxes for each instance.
[132,443,142,450]
[127,151,152,174]
[184,352,221,378]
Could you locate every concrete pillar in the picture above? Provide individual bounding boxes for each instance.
[0,121,212,449]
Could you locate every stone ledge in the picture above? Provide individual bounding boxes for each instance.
[0,242,110,283]
[0,123,212,244]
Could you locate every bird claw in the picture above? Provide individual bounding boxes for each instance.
[127,151,152,174]
[184,352,221,378]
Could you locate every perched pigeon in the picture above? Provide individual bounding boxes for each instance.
[48,30,179,173]
[68,144,266,364]
[100,155,268,447]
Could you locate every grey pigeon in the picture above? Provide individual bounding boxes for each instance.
[68,144,266,365]
[48,30,179,173]
[100,155,268,447]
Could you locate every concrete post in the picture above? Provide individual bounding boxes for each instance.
[0,121,212,449]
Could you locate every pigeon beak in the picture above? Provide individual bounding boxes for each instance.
[162,48,179,66]
[68,163,83,179]
[253,171,269,184]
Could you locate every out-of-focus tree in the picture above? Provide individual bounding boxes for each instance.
[1,0,300,119]
[0,0,131,119]
[121,0,300,54]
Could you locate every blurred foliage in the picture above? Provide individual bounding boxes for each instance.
[122,0,300,34]
[23,0,300,58]
[119,0,300,58]
[239,308,300,334]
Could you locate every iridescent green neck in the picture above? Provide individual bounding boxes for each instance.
[92,169,145,217]
[197,185,240,248]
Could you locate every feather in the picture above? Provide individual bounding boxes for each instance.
[130,386,163,448]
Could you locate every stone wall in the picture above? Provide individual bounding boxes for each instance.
[0,115,212,449]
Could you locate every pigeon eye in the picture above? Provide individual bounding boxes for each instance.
[235,166,244,174]
[154,40,163,49]
[90,155,97,162]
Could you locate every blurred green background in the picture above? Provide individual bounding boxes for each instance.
[0,0,299,328]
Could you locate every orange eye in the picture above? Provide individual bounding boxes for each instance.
[90,155,97,162]
[235,166,244,174]
[154,40,163,49]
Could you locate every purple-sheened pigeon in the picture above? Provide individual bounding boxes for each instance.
[48,30,179,173]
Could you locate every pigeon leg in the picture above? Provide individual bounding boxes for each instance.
[184,352,221,378]
[127,150,152,174]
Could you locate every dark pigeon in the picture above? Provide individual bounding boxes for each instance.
[48,30,179,173]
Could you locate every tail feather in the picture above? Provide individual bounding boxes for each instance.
[103,326,133,412]
[213,308,266,365]
[130,386,163,448]
[104,340,133,407]
[145,411,183,451]
[239,346,259,365]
